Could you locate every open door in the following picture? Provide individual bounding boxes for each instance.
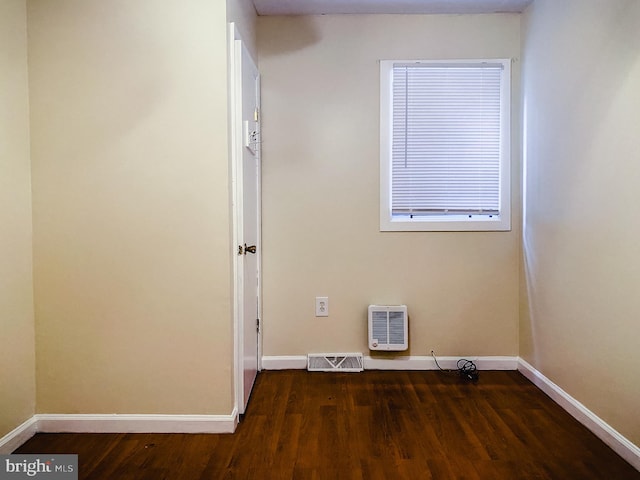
[230,24,261,415]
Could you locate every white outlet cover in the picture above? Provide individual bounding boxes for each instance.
[315,297,329,317]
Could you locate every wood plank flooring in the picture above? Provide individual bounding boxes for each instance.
[15,370,640,479]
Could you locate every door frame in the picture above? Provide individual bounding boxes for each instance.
[229,22,262,416]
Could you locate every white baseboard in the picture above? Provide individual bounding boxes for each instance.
[0,417,38,454]
[518,358,640,471]
[35,411,238,434]
[261,355,518,371]
[1,411,239,450]
[364,355,518,370]
[261,355,308,370]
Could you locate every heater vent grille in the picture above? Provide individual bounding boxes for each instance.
[368,305,408,351]
[307,353,364,372]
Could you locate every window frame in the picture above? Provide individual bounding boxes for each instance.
[379,59,512,232]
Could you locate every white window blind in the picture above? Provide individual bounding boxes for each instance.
[391,62,504,217]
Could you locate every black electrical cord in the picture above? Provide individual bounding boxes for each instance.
[431,350,479,382]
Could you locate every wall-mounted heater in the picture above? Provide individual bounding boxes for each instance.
[368,305,408,351]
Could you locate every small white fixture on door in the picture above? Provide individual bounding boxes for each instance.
[368,305,408,351]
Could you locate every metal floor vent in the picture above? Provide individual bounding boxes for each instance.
[307,353,364,372]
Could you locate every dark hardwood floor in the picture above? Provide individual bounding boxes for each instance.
[15,370,640,479]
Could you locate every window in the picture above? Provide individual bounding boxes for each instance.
[380,59,511,232]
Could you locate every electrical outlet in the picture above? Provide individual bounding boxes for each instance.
[315,297,329,317]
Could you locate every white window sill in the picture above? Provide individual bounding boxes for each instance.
[380,214,511,232]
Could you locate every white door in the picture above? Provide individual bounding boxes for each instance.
[234,35,261,414]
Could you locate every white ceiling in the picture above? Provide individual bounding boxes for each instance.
[253,0,533,16]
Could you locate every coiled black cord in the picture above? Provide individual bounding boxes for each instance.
[431,351,479,382]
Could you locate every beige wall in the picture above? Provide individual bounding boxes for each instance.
[0,0,36,440]
[521,0,640,445]
[28,0,234,414]
[258,15,521,357]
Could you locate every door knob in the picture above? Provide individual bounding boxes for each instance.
[243,244,257,255]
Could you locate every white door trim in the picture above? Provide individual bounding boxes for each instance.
[229,21,241,420]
